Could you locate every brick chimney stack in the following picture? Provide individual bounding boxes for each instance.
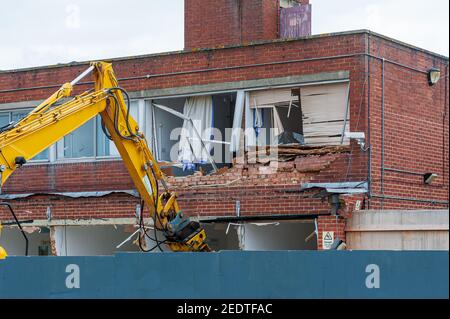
[185,0,280,50]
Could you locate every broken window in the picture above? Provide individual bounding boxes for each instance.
[245,82,350,148]
[240,221,317,251]
[202,220,318,251]
[53,225,141,256]
[0,226,51,256]
[148,93,236,175]
[178,95,214,170]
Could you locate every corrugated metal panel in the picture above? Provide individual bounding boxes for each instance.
[300,182,368,194]
[0,190,139,200]
[280,4,312,39]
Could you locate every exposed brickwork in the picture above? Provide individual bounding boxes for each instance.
[317,215,346,250]
[366,34,449,209]
[0,33,366,104]
[0,29,448,251]
[0,193,139,222]
[1,152,350,221]
[185,0,280,50]
[3,161,133,193]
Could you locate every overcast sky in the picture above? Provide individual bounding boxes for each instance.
[0,0,448,70]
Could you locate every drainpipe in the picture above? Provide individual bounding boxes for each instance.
[445,64,449,205]
[367,33,372,209]
[381,58,385,209]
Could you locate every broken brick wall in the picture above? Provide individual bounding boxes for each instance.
[0,32,369,225]
[0,31,448,231]
[1,150,355,222]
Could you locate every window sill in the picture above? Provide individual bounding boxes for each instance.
[55,156,122,164]
[25,157,122,166]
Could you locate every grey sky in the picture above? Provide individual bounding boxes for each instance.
[0,0,448,70]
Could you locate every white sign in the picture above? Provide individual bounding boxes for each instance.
[322,231,334,250]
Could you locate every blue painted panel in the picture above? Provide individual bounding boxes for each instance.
[0,251,448,299]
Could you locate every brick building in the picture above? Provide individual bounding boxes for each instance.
[0,0,448,255]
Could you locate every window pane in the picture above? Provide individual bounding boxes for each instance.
[0,113,10,129]
[64,119,94,158]
[32,149,50,161]
[11,111,28,122]
[96,116,110,157]
[11,110,49,161]
[96,101,139,157]
[129,101,139,121]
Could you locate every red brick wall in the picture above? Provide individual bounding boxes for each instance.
[0,33,366,104]
[366,34,449,209]
[3,161,133,193]
[1,152,353,221]
[184,0,280,50]
[0,193,139,221]
[0,32,369,231]
[317,216,346,250]
[0,32,448,247]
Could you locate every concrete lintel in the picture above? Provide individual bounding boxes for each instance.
[0,72,349,110]
[130,71,350,99]
[346,210,449,232]
[7,216,225,227]
[346,225,449,232]
[0,190,139,200]
[5,218,153,227]
[0,99,44,111]
[2,29,447,75]
[360,210,449,214]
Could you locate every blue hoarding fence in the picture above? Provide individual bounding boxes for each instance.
[0,251,448,299]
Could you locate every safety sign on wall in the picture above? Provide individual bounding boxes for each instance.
[322,231,334,250]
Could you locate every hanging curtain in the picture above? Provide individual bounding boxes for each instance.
[230,91,245,152]
[272,106,285,136]
[178,95,213,170]
[253,108,264,138]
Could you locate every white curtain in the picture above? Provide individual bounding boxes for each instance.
[230,90,245,152]
[178,95,213,169]
[272,106,285,134]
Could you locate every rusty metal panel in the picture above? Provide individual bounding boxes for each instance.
[280,4,312,39]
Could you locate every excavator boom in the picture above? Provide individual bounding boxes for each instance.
[0,62,210,255]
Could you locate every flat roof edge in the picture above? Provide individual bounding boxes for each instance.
[1,30,447,74]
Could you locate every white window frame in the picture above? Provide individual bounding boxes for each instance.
[140,78,349,155]
[1,77,350,165]
[0,108,51,163]
[55,99,144,163]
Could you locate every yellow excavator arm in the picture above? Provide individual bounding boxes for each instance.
[0,62,210,255]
